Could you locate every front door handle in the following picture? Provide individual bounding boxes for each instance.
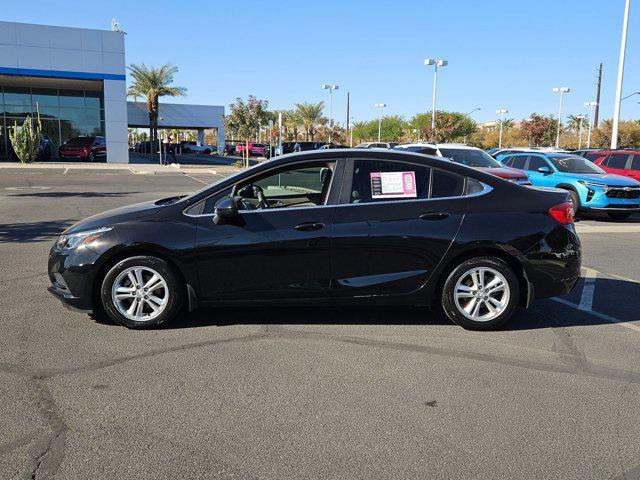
[294,222,325,231]
[419,212,450,221]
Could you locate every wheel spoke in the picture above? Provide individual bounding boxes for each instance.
[471,299,482,318]
[488,296,504,309]
[127,298,139,316]
[478,269,485,287]
[115,292,133,300]
[127,272,137,288]
[147,294,165,306]
[463,297,478,315]
[469,271,480,289]
[145,299,159,314]
[484,300,497,316]
[134,268,145,288]
[116,286,135,293]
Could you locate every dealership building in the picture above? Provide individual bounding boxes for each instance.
[0,21,225,162]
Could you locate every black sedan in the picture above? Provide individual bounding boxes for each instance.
[48,149,581,330]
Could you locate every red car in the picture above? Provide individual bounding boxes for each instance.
[59,136,107,161]
[592,150,640,181]
[235,142,267,157]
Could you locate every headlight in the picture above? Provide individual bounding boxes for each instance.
[56,226,113,250]
[578,180,605,189]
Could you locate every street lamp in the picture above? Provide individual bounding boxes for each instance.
[424,59,448,133]
[577,114,586,149]
[621,91,640,101]
[552,87,570,148]
[466,107,481,116]
[584,101,598,149]
[374,103,386,142]
[496,109,508,148]
[322,84,339,143]
[611,0,631,149]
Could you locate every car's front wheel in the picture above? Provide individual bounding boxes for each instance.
[441,256,520,330]
[100,256,183,328]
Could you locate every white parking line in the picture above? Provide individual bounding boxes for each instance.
[182,173,209,185]
[552,297,640,333]
[578,268,597,311]
[576,224,640,233]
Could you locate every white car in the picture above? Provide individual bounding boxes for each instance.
[354,142,398,149]
[394,143,531,185]
[179,141,215,154]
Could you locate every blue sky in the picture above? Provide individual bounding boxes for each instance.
[6,0,640,124]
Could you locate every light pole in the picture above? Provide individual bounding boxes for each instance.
[584,101,598,148]
[552,87,570,148]
[496,109,508,148]
[374,103,386,142]
[322,84,339,143]
[577,114,586,149]
[621,91,640,101]
[424,59,448,134]
[611,0,631,149]
[463,108,481,143]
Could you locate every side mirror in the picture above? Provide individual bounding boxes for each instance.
[538,166,552,175]
[213,196,239,224]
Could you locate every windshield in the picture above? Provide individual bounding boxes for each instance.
[181,169,247,202]
[68,137,94,145]
[549,156,605,174]
[439,148,502,168]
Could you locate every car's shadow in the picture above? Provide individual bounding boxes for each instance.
[91,276,639,332]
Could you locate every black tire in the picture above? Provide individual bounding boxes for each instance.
[100,256,183,329]
[607,211,632,220]
[89,152,96,162]
[566,189,581,215]
[441,256,520,331]
[203,149,211,155]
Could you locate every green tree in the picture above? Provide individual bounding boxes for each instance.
[225,96,271,166]
[352,116,407,142]
[293,102,325,140]
[9,105,42,163]
[127,63,186,153]
[519,113,558,146]
[566,114,588,142]
[410,111,477,143]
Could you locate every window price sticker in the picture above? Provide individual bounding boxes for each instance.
[370,171,417,199]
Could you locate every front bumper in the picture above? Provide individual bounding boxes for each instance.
[47,245,101,312]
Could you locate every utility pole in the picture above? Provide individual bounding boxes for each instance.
[594,63,602,128]
[611,0,631,149]
[496,109,508,148]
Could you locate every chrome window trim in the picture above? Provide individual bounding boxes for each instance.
[184,181,493,217]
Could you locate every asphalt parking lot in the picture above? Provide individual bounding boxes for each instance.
[1,167,639,480]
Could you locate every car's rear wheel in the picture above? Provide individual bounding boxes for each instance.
[204,149,211,154]
[441,256,520,330]
[607,211,632,220]
[100,256,183,329]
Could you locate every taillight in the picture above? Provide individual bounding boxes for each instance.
[548,202,575,225]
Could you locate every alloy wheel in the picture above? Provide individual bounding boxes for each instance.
[453,267,510,322]
[111,266,169,322]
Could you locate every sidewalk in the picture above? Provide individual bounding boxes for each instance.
[0,161,243,176]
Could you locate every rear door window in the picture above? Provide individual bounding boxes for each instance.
[350,160,430,203]
[510,155,528,170]
[605,153,630,169]
[630,155,640,171]
[431,170,464,198]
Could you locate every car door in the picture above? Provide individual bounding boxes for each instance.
[330,157,466,298]
[601,153,631,176]
[192,160,341,301]
[628,155,640,180]
[523,155,555,186]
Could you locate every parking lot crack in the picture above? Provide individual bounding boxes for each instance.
[27,380,67,480]
[269,328,640,385]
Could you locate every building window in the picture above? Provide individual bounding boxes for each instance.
[0,84,105,160]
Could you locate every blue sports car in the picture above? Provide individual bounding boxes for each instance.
[499,152,640,220]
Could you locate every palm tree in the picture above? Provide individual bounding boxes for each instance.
[566,115,588,140]
[294,102,325,140]
[497,117,515,144]
[127,63,186,151]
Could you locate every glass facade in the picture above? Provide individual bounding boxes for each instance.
[0,85,105,160]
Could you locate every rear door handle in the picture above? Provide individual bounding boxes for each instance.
[294,222,325,231]
[419,212,450,221]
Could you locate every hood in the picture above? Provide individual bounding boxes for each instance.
[558,172,640,186]
[63,199,165,234]
[478,166,528,179]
